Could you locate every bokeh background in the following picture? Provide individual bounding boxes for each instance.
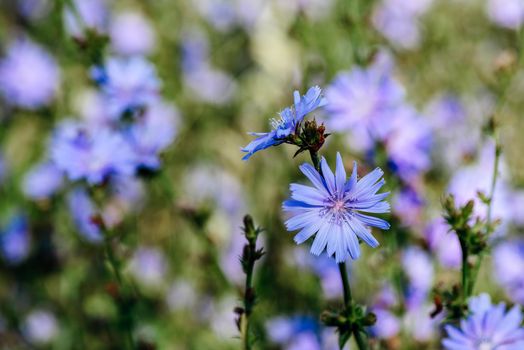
[0,0,524,349]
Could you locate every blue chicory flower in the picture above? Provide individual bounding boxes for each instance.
[493,240,524,304]
[51,121,136,185]
[443,293,524,349]
[241,86,327,160]
[0,39,60,109]
[23,162,64,200]
[0,214,31,265]
[91,56,160,119]
[283,153,390,262]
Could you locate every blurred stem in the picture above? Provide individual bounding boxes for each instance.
[103,235,134,350]
[486,138,501,230]
[239,216,263,350]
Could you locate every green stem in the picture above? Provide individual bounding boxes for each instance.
[338,262,368,350]
[338,262,352,308]
[460,241,470,300]
[241,248,255,350]
[309,149,321,172]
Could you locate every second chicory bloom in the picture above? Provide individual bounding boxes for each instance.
[283,153,390,262]
[241,86,326,160]
[443,293,524,350]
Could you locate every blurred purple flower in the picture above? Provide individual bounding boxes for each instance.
[92,56,160,119]
[129,247,167,287]
[443,293,524,349]
[126,102,179,169]
[23,310,58,345]
[424,218,462,269]
[63,0,108,37]
[392,186,425,227]
[242,86,326,160]
[23,162,63,200]
[493,240,524,304]
[110,11,156,56]
[0,39,60,109]
[372,0,433,50]
[283,153,390,262]
[401,247,433,310]
[0,214,30,265]
[371,308,400,339]
[266,316,341,350]
[487,0,524,30]
[67,189,102,243]
[51,121,136,184]
[325,54,404,142]
[379,106,433,181]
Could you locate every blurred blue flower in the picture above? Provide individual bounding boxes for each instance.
[487,0,524,30]
[126,101,178,169]
[283,153,390,262]
[325,53,403,139]
[23,309,58,345]
[23,162,63,200]
[67,189,103,242]
[424,217,462,269]
[51,121,136,184]
[0,214,30,265]
[129,247,167,287]
[63,0,109,38]
[266,316,340,350]
[380,106,433,181]
[443,293,524,349]
[92,56,160,119]
[241,86,326,160]
[0,39,60,109]
[372,0,433,50]
[110,11,156,56]
[493,240,524,304]
[393,186,425,227]
[401,246,433,310]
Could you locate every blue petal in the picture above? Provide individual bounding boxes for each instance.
[285,210,321,231]
[320,157,336,195]
[299,163,329,195]
[347,217,379,248]
[290,183,326,206]
[294,219,323,244]
[344,161,358,192]
[335,152,346,192]
[310,220,331,256]
[354,213,390,230]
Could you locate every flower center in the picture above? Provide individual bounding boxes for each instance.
[477,340,494,350]
[332,200,346,212]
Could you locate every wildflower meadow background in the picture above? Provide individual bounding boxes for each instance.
[1,0,524,349]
